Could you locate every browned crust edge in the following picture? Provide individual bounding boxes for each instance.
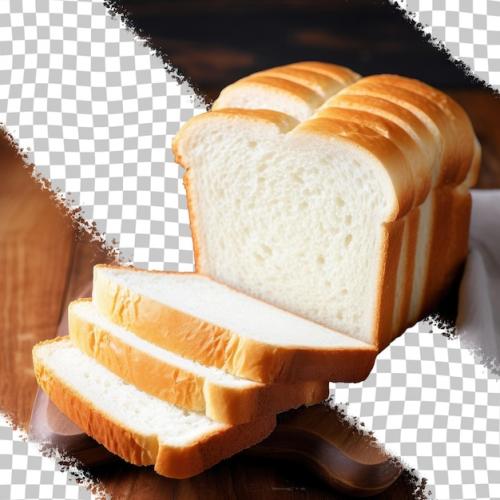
[182,169,204,273]
[420,188,471,318]
[69,300,328,425]
[397,208,419,337]
[372,219,405,351]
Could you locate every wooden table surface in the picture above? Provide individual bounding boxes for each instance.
[0,89,499,498]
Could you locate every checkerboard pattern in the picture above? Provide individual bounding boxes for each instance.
[333,321,500,500]
[1,1,500,499]
[393,0,500,89]
[0,415,100,500]
[0,0,205,271]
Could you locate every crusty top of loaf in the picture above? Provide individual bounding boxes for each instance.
[176,61,480,222]
[174,107,413,221]
[351,74,476,187]
[212,61,360,122]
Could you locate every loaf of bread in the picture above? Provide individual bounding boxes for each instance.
[174,61,480,350]
[92,265,377,383]
[68,299,329,424]
[33,338,275,478]
[33,61,480,481]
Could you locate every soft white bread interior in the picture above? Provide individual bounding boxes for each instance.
[174,63,479,350]
[33,338,275,479]
[69,299,329,424]
[92,265,377,383]
[174,106,412,348]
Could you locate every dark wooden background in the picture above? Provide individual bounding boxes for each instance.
[117,0,478,100]
[115,0,500,185]
[1,0,500,498]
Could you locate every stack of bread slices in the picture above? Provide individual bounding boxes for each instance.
[33,61,479,478]
[33,265,376,478]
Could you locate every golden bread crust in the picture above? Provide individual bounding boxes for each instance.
[69,299,328,424]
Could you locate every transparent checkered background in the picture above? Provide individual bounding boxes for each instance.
[0,0,205,271]
[0,414,102,499]
[393,0,500,88]
[1,0,500,499]
[334,321,500,500]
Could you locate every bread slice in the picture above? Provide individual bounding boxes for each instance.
[92,265,377,383]
[319,92,438,335]
[174,100,414,349]
[68,299,329,424]
[372,75,478,321]
[319,87,440,339]
[331,79,448,329]
[313,104,432,338]
[33,338,275,478]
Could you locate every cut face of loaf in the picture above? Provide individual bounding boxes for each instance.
[174,108,413,348]
[32,338,275,479]
[174,62,479,349]
[69,299,329,424]
[92,265,377,383]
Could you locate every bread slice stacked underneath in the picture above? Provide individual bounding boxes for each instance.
[33,339,275,479]
[174,61,480,351]
[33,263,376,478]
[68,299,329,424]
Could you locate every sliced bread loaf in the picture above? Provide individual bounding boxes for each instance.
[92,265,377,383]
[68,299,328,424]
[174,64,479,350]
[33,338,275,478]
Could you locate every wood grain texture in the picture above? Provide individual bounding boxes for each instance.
[0,140,74,428]
[94,456,422,500]
[0,134,113,428]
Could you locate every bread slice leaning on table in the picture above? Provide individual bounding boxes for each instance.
[173,61,480,351]
[33,338,276,479]
[68,299,329,425]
